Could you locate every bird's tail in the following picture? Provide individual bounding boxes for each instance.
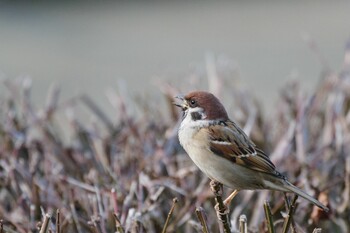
[283,180,329,212]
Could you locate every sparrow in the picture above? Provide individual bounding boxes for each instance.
[175,91,329,212]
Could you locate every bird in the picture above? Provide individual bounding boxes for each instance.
[175,90,329,212]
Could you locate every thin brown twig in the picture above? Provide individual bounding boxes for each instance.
[282,195,298,233]
[239,215,247,233]
[94,186,107,233]
[39,214,51,233]
[113,214,124,233]
[162,198,178,233]
[263,201,275,233]
[195,207,210,233]
[111,188,119,215]
[88,216,103,233]
[70,203,83,233]
[61,176,96,193]
[56,209,60,233]
[210,180,231,233]
[284,193,298,232]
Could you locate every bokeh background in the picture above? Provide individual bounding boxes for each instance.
[1,1,350,232]
[1,0,350,113]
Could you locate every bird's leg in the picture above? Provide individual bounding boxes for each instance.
[223,189,239,207]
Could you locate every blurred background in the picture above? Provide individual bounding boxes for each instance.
[1,2,350,232]
[1,0,350,113]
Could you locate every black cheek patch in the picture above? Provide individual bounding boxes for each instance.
[191,112,202,121]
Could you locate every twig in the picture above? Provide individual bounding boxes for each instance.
[88,216,103,233]
[121,181,137,225]
[263,201,275,233]
[113,214,124,233]
[195,207,210,233]
[162,198,178,233]
[111,188,119,215]
[39,214,51,233]
[94,186,107,233]
[56,209,60,233]
[70,203,83,233]
[210,180,231,233]
[44,84,60,119]
[239,215,247,233]
[284,193,298,232]
[30,205,36,231]
[61,176,96,193]
[312,228,322,233]
[282,195,298,233]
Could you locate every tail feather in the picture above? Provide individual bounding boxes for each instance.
[283,181,329,212]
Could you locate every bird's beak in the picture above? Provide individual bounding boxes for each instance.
[173,94,188,110]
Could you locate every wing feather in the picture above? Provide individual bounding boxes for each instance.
[206,121,277,175]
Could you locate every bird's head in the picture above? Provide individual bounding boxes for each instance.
[175,91,228,121]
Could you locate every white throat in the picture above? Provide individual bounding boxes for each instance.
[178,107,211,149]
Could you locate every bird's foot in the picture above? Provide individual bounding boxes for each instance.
[214,202,230,216]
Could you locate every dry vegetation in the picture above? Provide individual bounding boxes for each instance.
[1,42,350,233]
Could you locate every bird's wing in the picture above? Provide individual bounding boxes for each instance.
[205,120,277,175]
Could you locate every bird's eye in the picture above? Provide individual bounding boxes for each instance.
[189,99,197,107]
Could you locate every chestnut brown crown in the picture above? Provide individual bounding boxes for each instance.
[184,91,229,120]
